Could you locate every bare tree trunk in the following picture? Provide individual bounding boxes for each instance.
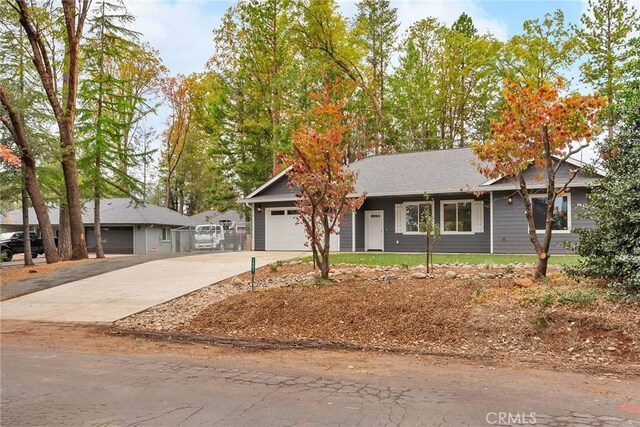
[165,173,171,208]
[535,254,550,279]
[24,163,59,263]
[14,0,90,261]
[58,203,72,261]
[319,217,331,280]
[94,182,105,258]
[59,125,88,260]
[22,166,34,266]
[0,85,59,263]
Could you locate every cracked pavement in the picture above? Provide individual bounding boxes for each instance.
[2,345,639,426]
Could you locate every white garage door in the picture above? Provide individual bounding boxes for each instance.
[265,208,340,251]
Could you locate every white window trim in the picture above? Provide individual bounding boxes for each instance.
[440,200,475,235]
[402,201,435,235]
[161,227,172,242]
[530,193,572,234]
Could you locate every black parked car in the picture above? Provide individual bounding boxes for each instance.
[0,232,47,262]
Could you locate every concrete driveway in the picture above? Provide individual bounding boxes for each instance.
[0,251,302,323]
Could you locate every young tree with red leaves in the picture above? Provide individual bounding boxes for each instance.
[283,86,366,280]
[472,79,605,279]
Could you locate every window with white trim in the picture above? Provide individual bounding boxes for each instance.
[440,200,485,234]
[405,202,433,233]
[531,194,570,232]
[442,201,472,232]
[161,227,171,242]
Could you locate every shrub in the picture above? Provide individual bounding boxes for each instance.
[567,75,640,299]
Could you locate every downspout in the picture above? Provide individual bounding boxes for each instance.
[490,191,494,254]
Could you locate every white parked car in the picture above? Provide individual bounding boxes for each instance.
[194,224,224,250]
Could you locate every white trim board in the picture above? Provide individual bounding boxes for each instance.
[530,193,572,234]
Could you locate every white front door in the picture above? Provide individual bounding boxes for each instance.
[365,211,384,251]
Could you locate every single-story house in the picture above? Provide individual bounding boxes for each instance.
[240,148,604,254]
[1,199,250,254]
[0,198,194,254]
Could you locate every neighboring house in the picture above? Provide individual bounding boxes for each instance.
[240,148,604,254]
[0,198,194,254]
[189,209,246,229]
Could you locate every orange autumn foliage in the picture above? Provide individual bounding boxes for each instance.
[473,79,606,179]
[0,144,19,166]
[281,83,365,279]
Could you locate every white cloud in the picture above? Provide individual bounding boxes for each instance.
[123,0,227,75]
[338,0,508,40]
[391,0,508,40]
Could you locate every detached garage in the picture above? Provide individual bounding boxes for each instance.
[1,198,194,255]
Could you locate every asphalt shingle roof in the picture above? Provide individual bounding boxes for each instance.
[1,198,194,227]
[241,147,601,202]
[349,148,486,196]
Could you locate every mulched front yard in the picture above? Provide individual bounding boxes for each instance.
[116,262,640,377]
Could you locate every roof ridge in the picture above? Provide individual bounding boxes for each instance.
[351,147,473,165]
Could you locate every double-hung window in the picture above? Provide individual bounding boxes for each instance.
[531,194,570,232]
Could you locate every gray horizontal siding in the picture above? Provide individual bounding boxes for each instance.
[492,163,596,188]
[340,213,353,252]
[255,175,299,197]
[493,189,593,254]
[355,194,490,253]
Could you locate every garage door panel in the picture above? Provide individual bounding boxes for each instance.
[85,226,134,254]
[265,208,339,251]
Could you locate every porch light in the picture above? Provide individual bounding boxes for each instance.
[507,196,513,205]
[257,205,262,213]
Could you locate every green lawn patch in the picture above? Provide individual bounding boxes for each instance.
[311,253,580,266]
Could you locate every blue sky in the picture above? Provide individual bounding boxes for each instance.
[124,0,600,77]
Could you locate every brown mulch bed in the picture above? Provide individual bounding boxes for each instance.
[180,264,640,376]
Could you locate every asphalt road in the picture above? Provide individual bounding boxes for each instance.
[2,345,639,426]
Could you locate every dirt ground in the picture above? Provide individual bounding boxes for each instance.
[116,262,639,378]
